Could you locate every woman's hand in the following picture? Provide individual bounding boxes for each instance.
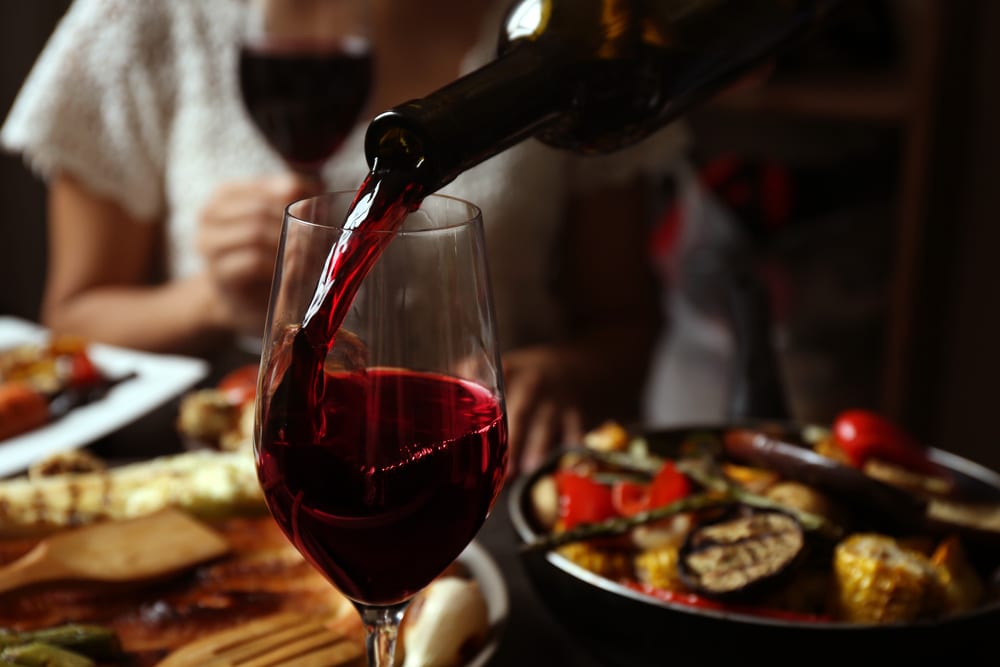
[197,174,322,336]
[501,178,663,478]
[502,345,586,477]
[502,327,655,477]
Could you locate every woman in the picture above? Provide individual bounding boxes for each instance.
[1,0,688,473]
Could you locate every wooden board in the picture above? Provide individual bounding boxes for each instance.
[0,515,364,666]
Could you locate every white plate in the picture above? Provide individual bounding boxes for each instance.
[0,317,209,478]
[458,540,509,667]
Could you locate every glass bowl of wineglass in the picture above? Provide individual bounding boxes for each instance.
[238,0,373,179]
[254,189,508,666]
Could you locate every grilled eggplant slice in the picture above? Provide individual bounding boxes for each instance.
[678,511,805,599]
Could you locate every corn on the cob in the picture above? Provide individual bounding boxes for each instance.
[832,533,937,623]
[0,450,265,534]
[634,544,682,590]
[556,542,632,581]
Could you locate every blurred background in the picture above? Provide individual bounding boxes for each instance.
[2,1,999,470]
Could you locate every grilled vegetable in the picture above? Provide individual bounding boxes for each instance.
[721,462,780,493]
[0,450,265,534]
[832,533,937,623]
[524,492,733,552]
[554,471,617,530]
[764,481,840,524]
[634,544,682,590]
[679,512,806,598]
[216,364,258,406]
[930,536,985,614]
[526,420,1000,626]
[28,451,106,480]
[724,429,928,531]
[0,624,120,667]
[529,474,559,531]
[609,461,692,518]
[862,458,953,498]
[832,409,941,475]
[12,625,120,660]
[556,542,632,580]
[0,382,49,441]
[649,461,692,508]
[176,390,243,448]
[1,643,94,667]
[582,421,631,452]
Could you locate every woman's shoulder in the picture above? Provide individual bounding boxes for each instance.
[57,0,172,49]
[52,0,239,64]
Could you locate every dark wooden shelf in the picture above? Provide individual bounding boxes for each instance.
[709,74,910,124]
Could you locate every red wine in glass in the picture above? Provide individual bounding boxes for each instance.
[257,367,507,605]
[255,172,506,666]
[238,39,373,173]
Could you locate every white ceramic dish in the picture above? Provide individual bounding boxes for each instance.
[0,317,209,478]
[458,539,509,667]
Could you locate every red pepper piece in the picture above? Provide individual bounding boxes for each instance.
[611,480,651,517]
[649,461,691,508]
[555,471,617,529]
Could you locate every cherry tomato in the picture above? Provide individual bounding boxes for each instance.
[555,471,617,529]
[832,409,938,474]
[649,461,691,507]
[218,364,259,405]
[68,350,102,388]
[611,480,651,517]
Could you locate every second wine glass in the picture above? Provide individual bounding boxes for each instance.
[238,0,373,179]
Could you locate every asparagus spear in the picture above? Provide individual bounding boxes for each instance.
[675,457,843,538]
[0,625,120,662]
[17,626,120,660]
[522,491,733,552]
[0,643,95,667]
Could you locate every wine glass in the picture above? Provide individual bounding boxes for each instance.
[238,0,373,180]
[254,191,508,666]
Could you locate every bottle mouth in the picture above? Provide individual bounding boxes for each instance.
[366,102,486,195]
[365,113,425,170]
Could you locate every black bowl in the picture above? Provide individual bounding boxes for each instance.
[508,423,1000,666]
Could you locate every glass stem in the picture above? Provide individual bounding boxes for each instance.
[356,601,410,667]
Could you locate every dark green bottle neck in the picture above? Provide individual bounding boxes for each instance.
[363,41,569,193]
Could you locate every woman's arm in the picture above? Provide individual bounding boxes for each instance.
[43,172,321,355]
[503,178,663,473]
[42,173,231,355]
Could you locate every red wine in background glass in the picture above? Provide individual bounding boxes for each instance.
[238,38,373,172]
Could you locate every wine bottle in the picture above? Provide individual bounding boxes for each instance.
[364,0,844,193]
